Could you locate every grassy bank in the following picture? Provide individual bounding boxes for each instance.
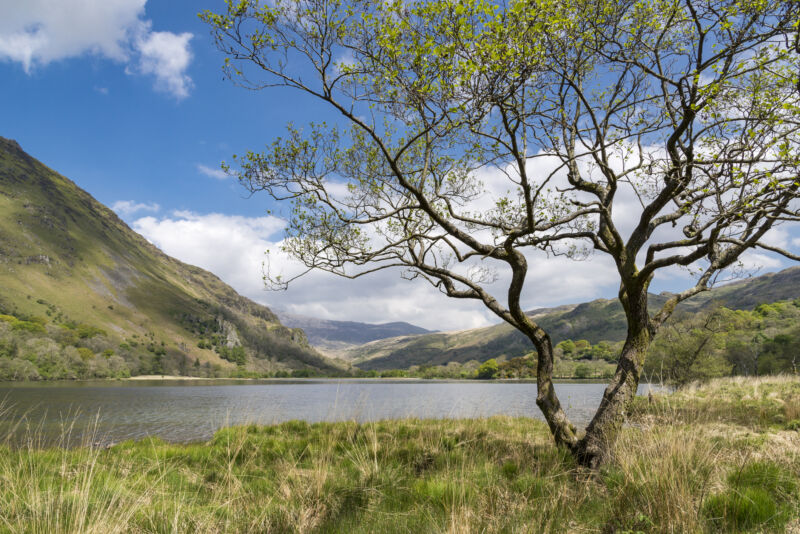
[1,377,798,533]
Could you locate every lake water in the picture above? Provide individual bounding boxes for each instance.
[0,379,663,446]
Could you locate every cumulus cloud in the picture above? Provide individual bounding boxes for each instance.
[736,251,784,272]
[197,164,229,180]
[111,200,160,217]
[0,0,193,99]
[134,27,193,98]
[132,211,286,299]
[127,210,625,331]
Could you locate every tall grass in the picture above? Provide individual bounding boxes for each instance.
[0,376,798,533]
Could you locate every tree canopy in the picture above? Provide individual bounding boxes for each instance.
[202,0,800,465]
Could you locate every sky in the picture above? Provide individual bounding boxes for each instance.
[1,0,798,332]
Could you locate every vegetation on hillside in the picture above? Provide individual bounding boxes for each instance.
[346,268,800,371]
[0,136,343,377]
[349,296,800,384]
[4,294,798,384]
[0,303,353,381]
[0,304,211,380]
[1,377,797,532]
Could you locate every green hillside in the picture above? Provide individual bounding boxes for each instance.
[0,136,343,379]
[350,268,800,370]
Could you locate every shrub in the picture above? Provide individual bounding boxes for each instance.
[76,324,106,339]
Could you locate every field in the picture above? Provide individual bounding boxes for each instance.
[0,376,798,533]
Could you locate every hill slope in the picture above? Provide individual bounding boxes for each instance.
[350,267,800,370]
[0,136,342,377]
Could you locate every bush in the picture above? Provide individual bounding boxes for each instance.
[74,324,106,339]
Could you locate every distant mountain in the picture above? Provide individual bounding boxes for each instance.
[349,267,800,370]
[276,312,435,354]
[0,136,342,376]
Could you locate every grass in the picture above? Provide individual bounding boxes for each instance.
[0,377,798,533]
[633,375,800,430]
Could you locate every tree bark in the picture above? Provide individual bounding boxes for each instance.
[532,329,580,451]
[575,285,652,468]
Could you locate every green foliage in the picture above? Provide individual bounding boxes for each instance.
[0,310,169,380]
[476,358,499,379]
[645,301,800,385]
[11,320,46,334]
[218,345,246,366]
[75,324,105,339]
[574,364,592,379]
[0,338,18,359]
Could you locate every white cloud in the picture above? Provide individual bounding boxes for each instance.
[111,200,160,217]
[736,251,784,272]
[134,27,193,98]
[197,164,229,180]
[128,211,625,331]
[0,0,193,99]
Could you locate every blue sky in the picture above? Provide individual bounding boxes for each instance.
[0,0,327,219]
[0,0,510,330]
[1,0,797,331]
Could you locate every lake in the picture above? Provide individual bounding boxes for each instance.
[0,379,663,446]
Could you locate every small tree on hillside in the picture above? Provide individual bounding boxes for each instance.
[203,0,800,466]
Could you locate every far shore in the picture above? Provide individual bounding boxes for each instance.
[120,375,616,383]
[126,375,208,381]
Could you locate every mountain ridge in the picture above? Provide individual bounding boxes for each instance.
[347,266,800,370]
[276,311,436,353]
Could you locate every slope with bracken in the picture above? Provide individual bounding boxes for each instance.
[0,136,343,377]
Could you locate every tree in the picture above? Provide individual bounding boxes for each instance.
[202,0,800,466]
[574,364,593,379]
[476,358,500,379]
[645,308,733,386]
[759,328,800,373]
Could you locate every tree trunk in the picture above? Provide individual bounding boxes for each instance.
[575,287,652,468]
[534,331,580,451]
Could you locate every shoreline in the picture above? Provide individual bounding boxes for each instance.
[126,375,208,381]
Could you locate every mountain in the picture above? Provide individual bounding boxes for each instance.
[0,136,342,377]
[349,267,800,370]
[276,311,435,354]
